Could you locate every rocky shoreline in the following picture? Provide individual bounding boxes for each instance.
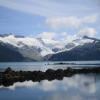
[0,67,100,86]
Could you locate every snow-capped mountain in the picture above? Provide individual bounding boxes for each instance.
[51,36,94,54]
[0,34,96,61]
[0,34,52,61]
[47,37,100,61]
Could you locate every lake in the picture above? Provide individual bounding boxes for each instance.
[0,61,100,71]
[0,61,100,100]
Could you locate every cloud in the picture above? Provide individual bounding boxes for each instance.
[0,0,99,17]
[78,27,96,37]
[46,15,98,29]
[82,15,97,23]
[46,16,81,29]
[37,32,77,44]
[37,32,56,40]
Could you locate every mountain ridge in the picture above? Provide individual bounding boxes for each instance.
[0,34,99,61]
[47,41,100,61]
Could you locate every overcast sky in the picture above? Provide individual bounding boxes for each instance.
[0,0,100,39]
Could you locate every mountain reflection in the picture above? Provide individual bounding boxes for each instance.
[0,74,99,100]
[0,74,96,93]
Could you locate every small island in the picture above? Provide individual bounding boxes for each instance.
[0,67,100,86]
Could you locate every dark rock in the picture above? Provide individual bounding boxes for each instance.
[0,67,100,86]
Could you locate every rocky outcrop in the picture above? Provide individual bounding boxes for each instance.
[0,67,100,86]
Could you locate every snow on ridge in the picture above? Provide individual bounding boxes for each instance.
[0,34,42,47]
[0,34,94,56]
[0,34,54,56]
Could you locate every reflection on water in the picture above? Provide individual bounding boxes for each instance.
[0,74,100,100]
